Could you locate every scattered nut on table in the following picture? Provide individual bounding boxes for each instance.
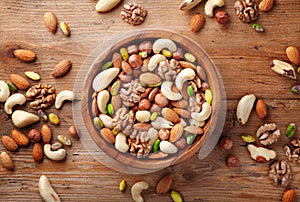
[268,160,292,187]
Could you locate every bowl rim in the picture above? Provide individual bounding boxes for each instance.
[74,28,226,173]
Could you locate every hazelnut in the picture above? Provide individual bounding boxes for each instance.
[139,41,153,55]
[127,44,139,55]
[128,54,143,69]
[68,125,79,139]
[172,48,184,61]
[175,137,187,149]
[201,82,209,91]
[154,93,169,107]
[140,88,152,99]
[215,11,230,24]
[226,156,240,167]
[118,71,132,83]
[158,129,170,141]
[150,103,161,113]
[138,99,151,110]
[219,136,233,150]
[27,129,42,142]
[133,69,142,78]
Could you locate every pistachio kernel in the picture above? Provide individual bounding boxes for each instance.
[184,53,196,62]
[297,67,300,74]
[205,89,213,104]
[49,113,60,125]
[153,139,161,153]
[119,179,126,192]
[57,135,72,146]
[150,112,158,121]
[252,23,264,32]
[93,117,103,129]
[110,80,121,96]
[286,123,296,138]
[101,61,113,70]
[162,49,173,58]
[139,51,148,59]
[187,134,196,145]
[187,86,195,97]
[170,190,183,202]
[24,71,41,81]
[241,134,255,143]
[107,104,114,115]
[291,85,300,94]
[7,82,17,92]
[120,48,129,61]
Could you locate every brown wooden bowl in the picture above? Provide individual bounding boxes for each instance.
[80,29,226,172]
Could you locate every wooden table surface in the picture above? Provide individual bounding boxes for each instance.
[1,0,300,201]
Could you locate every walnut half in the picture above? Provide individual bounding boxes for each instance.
[256,123,280,145]
[268,160,292,187]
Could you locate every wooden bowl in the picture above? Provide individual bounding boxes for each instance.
[80,29,226,172]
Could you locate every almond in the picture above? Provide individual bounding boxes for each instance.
[2,136,18,151]
[9,73,30,90]
[111,94,122,111]
[112,52,122,69]
[282,189,296,202]
[139,72,162,85]
[41,124,52,144]
[259,0,274,12]
[121,61,132,75]
[169,123,184,143]
[190,13,205,32]
[256,99,267,119]
[286,46,300,65]
[170,100,189,108]
[11,129,29,146]
[43,11,57,33]
[0,152,14,170]
[100,128,115,144]
[133,123,152,131]
[13,49,36,62]
[184,126,203,135]
[156,174,173,194]
[173,108,191,119]
[51,59,72,78]
[161,108,181,123]
[32,143,44,162]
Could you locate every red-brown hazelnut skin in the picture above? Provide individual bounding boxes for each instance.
[215,11,230,24]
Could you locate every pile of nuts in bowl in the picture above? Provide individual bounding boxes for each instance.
[91,38,213,159]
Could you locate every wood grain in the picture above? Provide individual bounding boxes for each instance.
[0,0,300,201]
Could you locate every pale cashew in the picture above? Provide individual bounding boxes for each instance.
[236,94,256,125]
[179,0,203,10]
[135,110,151,122]
[189,119,205,127]
[161,81,182,101]
[97,90,110,114]
[0,80,10,102]
[92,67,120,92]
[12,110,40,128]
[153,38,177,54]
[44,144,66,161]
[99,114,113,129]
[4,93,26,114]
[175,68,196,90]
[191,102,212,122]
[148,54,166,71]
[115,132,129,153]
[151,117,173,129]
[205,0,224,17]
[131,181,149,202]
[39,175,61,202]
[55,90,74,109]
[147,127,158,147]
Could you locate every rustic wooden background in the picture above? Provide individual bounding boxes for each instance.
[0,0,300,201]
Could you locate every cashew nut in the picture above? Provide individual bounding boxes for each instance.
[55,90,74,109]
[131,181,149,202]
[175,68,196,90]
[189,118,205,127]
[153,38,177,54]
[147,127,158,147]
[205,0,224,17]
[179,0,203,10]
[44,144,66,161]
[0,80,10,102]
[97,90,110,114]
[191,102,212,122]
[92,67,120,92]
[161,81,182,101]
[148,54,166,71]
[39,175,61,202]
[99,114,113,129]
[4,93,26,114]
[151,117,174,129]
[115,132,129,153]
[12,110,40,128]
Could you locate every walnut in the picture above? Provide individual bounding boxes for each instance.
[121,3,147,26]
[128,129,151,158]
[256,123,280,145]
[120,79,145,103]
[157,60,179,81]
[268,160,292,187]
[26,84,56,110]
[284,139,300,163]
[189,93,203,113]
[113,108,134,136]
[234,0,259,23]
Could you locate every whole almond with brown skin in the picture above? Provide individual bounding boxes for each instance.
[259,0,274,12]
[286,46,300,65]
[156,174,173,194]
[173,108,191,119]
[9,74,30,90]
[190,13,205,32]
[133,123,152,131]
[256,99,267,119]
[0,152,14,170]
[169,123,184,142]
[121,61,132,75]
[100,128,115,144]
[112,52,122,69]
[282,189,296,202]
[43,11,57,33]
[11,129,29,146]
[51,59,72,78]
[13,49,36,62]
[32,143,44,162]
[41,124,52,144]
[161,108,180,123]
[2,136,18,151]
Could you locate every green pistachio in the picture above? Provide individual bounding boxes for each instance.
[7,82,17,92]
[93,117,103,129]
[252,23,264,32]
[286,123,296,138]
[205,89,213,104]
[162,49,173,58]
[139,51,148,59]
[297,67,300,74]
[153,139,161,153]
[187,86,195,97]
[110,80,120,96]
[150,112,158,121]
[120,48,129,61]
[187,134,196,145]
[101,61,113,70]
[241,134,255,143]
[107,104,114,115]
[57,135,72,146]
[291,85,300,94]
[184,53,196,62]
[170,190,183,202]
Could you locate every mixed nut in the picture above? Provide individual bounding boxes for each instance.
[91,38,213,159]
